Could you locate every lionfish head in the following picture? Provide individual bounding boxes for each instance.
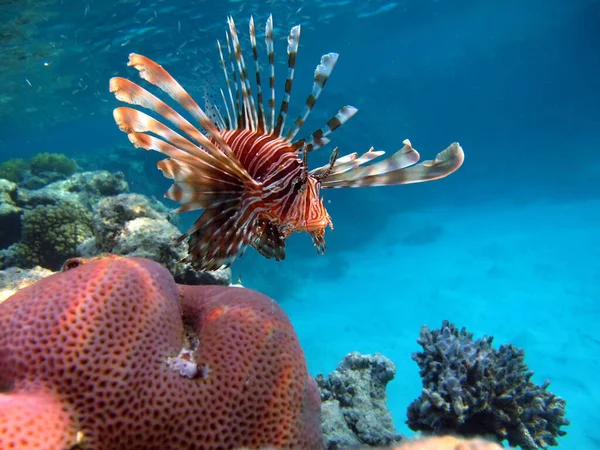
[300,176,332,254]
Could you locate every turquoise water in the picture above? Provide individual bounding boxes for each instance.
[1,0,599,448]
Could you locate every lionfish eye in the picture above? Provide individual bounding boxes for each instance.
[292,174,307,193]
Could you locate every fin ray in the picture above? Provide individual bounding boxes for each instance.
[285,52,339,142]
[273,24,301,136]
[321,140,465,188]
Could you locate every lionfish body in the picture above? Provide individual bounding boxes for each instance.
[110,15,465,271]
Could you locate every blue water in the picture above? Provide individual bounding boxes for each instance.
[1,0,599,448]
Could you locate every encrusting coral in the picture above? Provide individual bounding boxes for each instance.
[0,255,323,449]
[407,320,569,450]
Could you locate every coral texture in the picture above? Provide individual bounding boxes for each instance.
[317,352,402,449]
[0,256,322,449]
[0,390,78,449]
[0,153,78,189]
[29,152,78,177]
[0,170,128,269]
[6,200,92,270]
[407,320,569,450]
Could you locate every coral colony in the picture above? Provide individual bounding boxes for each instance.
[407,321,569,450]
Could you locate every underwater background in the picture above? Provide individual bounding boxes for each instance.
[1,0,598,448]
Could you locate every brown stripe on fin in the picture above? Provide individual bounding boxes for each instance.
[113,107,210,163]
[124,131,244,192]
[126,54,235,157]
[110,78,250,181]
[251,219,286,261]
[225,32,243,128]
[310,148,385,178]
[265,14,276,133]
[292,105,357,153]
[249,16,266,133]
[273,24,301,137]
[285,52,339,142]
[321,140,465,188]
[110,77,210,154]
[227,16,258,131]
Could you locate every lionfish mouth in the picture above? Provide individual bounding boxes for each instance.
[109,14,465,271]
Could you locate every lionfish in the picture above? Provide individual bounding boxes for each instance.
[109,15,464,271]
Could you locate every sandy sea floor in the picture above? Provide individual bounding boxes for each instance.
[287,198,599,449]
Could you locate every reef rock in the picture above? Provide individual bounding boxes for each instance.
[79,193,231,286]
[0,265,54,303]
[0,170,229,284]
[317,352,402,449]
[407,320,569,450]
[16,170,128,209]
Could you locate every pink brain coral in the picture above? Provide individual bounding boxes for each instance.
[0,255,323,450]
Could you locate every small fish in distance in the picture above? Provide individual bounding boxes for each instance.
[109,15,464,271]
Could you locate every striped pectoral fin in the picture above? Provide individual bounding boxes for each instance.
[183,208,242,271]
[251,219,286,261]
[182,198,263,271]
[321,141,465,188]
[110,77,249,181]
[113,106,207,162]
[125,54,238,158]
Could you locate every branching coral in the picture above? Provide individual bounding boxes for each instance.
[407,321,569,450]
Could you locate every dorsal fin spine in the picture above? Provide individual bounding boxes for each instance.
[217,40,237,129]
[286,52,339,142]
[273,24,301,137]
[265,15,276,133]
[227,16,258,131]
[225,31,243,129]
[249,16,266,133]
